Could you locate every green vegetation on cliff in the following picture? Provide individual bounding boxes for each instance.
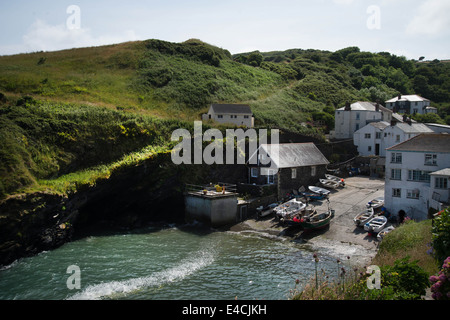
[1,39,450,199]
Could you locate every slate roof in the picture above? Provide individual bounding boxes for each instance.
[210,104,252,114]
[385,94,430,103]
[259,143,329,168]
[394,122,434,134]
[337,101,391,112]
[387,133,450,153]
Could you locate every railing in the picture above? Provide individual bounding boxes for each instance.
[185,182,237,197]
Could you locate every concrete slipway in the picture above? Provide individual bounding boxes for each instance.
[229,176,386,266]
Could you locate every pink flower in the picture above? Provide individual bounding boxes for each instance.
[429,275,439,283]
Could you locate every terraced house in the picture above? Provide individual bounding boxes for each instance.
[384,133,450,221]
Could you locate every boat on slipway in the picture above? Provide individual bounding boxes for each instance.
[353,207,374,227]
[319,178,340,189]
[377,226,395,241]
[325,174,345,187]
[308,186,331,197]
[274,198,307,221]
[364,216,388,233]
[283,200,334,231]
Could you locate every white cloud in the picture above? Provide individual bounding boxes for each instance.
[406,0,450,36]
[21,19,139,53]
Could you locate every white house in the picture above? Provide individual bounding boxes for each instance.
[385,94,436,115]
[202,104,254,128]
[353,121,390,156]
[353,119,433,157]
[384,133,450,221]
[332,101,392,139]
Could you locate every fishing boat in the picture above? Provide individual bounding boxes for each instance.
[284,200,334,230]
[353,206,374,227]
[368,197,384,209]
[364,216,388,233]
[300,208,335,231]
[319,178,339,189]
[282,205,316,226]
[308,186,331,196]
[256,203,278,218]
[274,198,307,220]
[325,174,345,187]
[300,191,327,201]
[377,226,395,241]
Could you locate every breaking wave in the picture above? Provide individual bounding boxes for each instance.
[67,249,215,300]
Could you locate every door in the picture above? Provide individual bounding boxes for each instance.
[375,144,380,156]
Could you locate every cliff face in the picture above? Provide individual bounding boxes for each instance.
[0,152,183,266]
[0,150,247,267]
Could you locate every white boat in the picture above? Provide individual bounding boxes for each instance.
[368,197,384,209]
[319,179,339,189]
[353,207,374,227]
[274,198,307,220]
[364,216,388,233]
[325,174,345,187]
[377,225,395,241]
[308,186,331,196]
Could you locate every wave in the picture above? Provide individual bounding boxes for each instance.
[67,249,215,300]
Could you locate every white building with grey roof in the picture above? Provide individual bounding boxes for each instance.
[202,103,254,128]
[384,133,450,221]
[331,101,392,140]
[385,94,436,115]
[353,118,433,157]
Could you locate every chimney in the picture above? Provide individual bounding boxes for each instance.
[375,103,379,112]
[407,118,412,125]
[344,102,351,111]
[391,119,397,126]
[397,94,401,100]
[403,114,408,122]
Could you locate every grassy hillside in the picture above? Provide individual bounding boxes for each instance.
[1,39,450,199]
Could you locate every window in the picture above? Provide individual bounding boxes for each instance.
[356,113,360,120]
[311,166,316,177]
[407,189,420,199]
[251,167,259,178]
[435,177,448,189]
[395,135,400,142]
[355,124,359,130]
[391,152,402,163]
[267,169,275,184]
[408,170,431,183]
[244,115,249,119]
[368,146,372,152]
[376,132,382,139]
[218,115,223,119]
[392,188,401,197]
[425,154,437,166]
[365,133,371,139]
[391,169,401,180]
[291,168,297,179]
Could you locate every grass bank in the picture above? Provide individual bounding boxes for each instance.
[291,219,440,300]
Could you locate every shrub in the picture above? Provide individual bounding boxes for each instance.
[429,256,450,300]
[432,208,450,265]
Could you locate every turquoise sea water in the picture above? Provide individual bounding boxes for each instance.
[0,223,339,300]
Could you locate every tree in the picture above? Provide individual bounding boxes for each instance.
[413,75,430,97]
[247,51,263,67]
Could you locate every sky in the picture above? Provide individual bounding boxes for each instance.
[0,0,449,59]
